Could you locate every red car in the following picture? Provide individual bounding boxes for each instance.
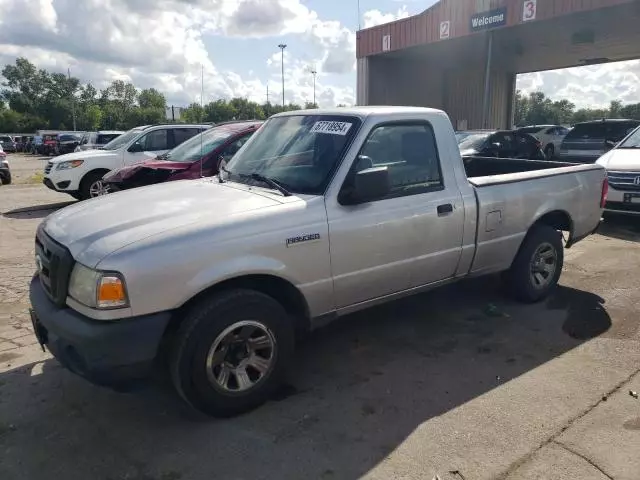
[103,120,263,192]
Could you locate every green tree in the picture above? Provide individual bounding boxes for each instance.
[138,88,166,110]
[181,102,205,123]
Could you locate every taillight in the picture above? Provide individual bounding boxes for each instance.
[600,177,608,208]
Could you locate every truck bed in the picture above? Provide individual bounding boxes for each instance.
[463,156,576,178]
[463,157,605,277]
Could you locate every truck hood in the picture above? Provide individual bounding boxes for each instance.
[42,179,284,267]
[596,148,640,171]
[50,149,119,164]
[104,159,192,183]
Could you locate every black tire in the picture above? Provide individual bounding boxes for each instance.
[504,224,564,303]
[170,289,295,417]
[544,144,555,160]
[79,170,109,200]
[69,192,82,201]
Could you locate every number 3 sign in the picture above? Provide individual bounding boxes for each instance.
[523,0,537,22]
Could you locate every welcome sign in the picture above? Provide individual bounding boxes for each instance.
[470,7,508,31]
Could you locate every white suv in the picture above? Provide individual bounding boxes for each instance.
[43,124,210,200]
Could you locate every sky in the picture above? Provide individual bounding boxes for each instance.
[0,0,637,109]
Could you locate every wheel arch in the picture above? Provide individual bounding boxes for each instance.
[533,209,573,244]
[80,168,112,186]
[162,273,312,345]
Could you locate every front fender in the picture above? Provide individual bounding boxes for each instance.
[180,255,301,307]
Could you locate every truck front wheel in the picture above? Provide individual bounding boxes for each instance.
[504,224,564,303]
[170,289,295,417]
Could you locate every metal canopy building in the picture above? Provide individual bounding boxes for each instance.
[356,0,640,130]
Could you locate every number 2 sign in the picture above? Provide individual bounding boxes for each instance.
[440,21,450,39]
[523,0,537,22]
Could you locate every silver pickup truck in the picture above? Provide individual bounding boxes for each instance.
[29,107,607,416]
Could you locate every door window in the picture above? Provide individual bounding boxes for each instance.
[138,129,169,151]
[220,133,253,161]
[349,123,443,200]
[171,128,202,148]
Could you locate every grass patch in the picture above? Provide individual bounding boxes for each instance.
[20,172,45,184]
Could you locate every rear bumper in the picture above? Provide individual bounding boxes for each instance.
[29,276,172,388]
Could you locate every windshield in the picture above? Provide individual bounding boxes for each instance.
[165,127,239,162]
[458,133,490,150]
[617,126,640,148]
[101,128,143,150]
[224,115,361,195]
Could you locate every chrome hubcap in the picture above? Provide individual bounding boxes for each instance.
[530,242,557,289]
[206,320,276,393]
[89,180,110,197]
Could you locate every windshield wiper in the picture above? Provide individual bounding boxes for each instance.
[618,145,640,149]
[218,164,291,196]
[248,173,292,196]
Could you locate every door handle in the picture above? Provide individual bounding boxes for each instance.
[437,203,453,216]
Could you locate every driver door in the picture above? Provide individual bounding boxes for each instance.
[326,122,464,308]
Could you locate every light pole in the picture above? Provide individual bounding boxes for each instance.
[278,44,287,108]
[310,68,317,107]
[67,68,77,131]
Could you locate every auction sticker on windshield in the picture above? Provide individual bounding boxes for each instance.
[310,121,353,135]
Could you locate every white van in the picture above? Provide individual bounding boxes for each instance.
[43,124,210,200]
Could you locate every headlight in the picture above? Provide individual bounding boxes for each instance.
[1,160,8,167]
[56,160,84,170]
[68,263,129,309]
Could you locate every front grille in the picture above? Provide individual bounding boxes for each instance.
[35,225,74,307]
[44,162,53,174]
[607,171,640,191]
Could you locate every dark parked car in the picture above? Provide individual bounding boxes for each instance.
[559,119,640,163]
[0,150,10,184]
[56,133,82,155]
[457,130,546,160]
[103,120,263,192]
[0,135,17,153]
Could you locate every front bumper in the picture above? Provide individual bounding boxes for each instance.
[603,187,640,216]
[29,276,172,388]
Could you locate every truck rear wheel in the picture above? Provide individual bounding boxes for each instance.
[170,289,295,417]
[504,224,563,303]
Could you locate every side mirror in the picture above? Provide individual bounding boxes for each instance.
[128,142,143,153]
[340,167,390,205]
[604,139,617,149]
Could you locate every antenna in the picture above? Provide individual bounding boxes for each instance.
[200,64,204,179]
